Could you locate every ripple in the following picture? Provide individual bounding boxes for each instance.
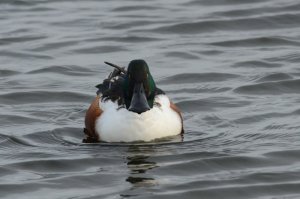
[210,37,300,47]
[214,3,300,17]
[197,50,223,56]
[158,182,300,199]
[0,35,47,46]
[96,36,162,43]
[266,52,300,63]
[159,73,239,84]
[73,45,125,54]
[0,50,52,60]
[153,13,300,34]
[185,0,264,6]
[0,91,92,104]
[164,52,199,59]
[256,73,293,82]
[158,156,278,176]
[233,112,288,124]
[232,60,282,68]
[0,167,15,177]
[23,127,83,146]
[30,40,79,52]
[103,20,160,29]
[0,69,20,77]
[264,149,300,160]
[7,158,108,173]
[0,135,35,149]
[0,0,35,6]
[27,65,94,76]
[177,97,250,112]
[234,79,300,95]
[0,114,42,125]
[112,5,160,12]
[166,87,231,94]
[50,18,99,28]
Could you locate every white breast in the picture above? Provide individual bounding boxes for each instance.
[95,95,182,142]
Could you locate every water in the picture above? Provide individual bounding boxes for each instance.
[1,0,300,198]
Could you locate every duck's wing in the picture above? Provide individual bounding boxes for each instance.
[95,68,124,94]
[95,67,126,105]
[96,62,126,94]
[155,87,165,95]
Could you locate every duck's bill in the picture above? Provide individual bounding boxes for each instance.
[128,82,150,114]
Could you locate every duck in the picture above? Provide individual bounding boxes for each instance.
[83,59,183,143]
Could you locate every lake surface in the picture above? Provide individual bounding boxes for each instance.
[1,0,300,198]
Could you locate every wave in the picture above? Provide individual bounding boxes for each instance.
[0,114,42,125]
[153,13,300,34]
[0,50,52,59]
[166,87,231,94]
[23,127,83,146]
[30,40,79,52]
[112,5,160,12]
[164,51,199,59]
[72,45,126,54]
[214,3,300,17]
[210,37,300,47]
[256,73,293,82]
[91,36,162,43]
[177,98,251,112]
[159,73,239,84]
[0,35,46,46]
[265,52,300,63]
[0,91,92,104]
[0,69,20,77]
[232,60,282,68]
[27,65,94,76]
[102,20,160,30]
[0,0,35,6]
[184,0,264,6]
[234,79,300,95]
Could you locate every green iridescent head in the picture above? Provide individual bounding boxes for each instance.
[123,60,156,114]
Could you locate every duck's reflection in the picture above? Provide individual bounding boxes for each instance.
[125,146,158,187]
[124,135,183,188]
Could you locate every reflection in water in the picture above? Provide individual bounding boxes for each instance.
[120,136,183,198]
[127,155,158,174]
[125,146,159,187]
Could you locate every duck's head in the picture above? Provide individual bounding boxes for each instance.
[123,60,156,114]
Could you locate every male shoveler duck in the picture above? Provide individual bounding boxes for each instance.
[83,59,183,142]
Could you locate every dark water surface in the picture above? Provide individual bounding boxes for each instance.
[1,0,300,198]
